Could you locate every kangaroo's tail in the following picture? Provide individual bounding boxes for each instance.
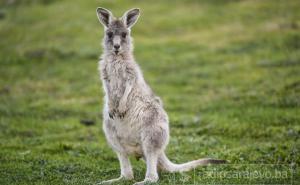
[158,152,226,173]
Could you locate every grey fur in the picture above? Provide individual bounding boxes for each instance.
[96,8,225,185]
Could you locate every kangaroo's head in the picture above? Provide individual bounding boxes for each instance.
[96,7,140,56]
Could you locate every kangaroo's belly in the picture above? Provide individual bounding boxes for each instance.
[103,117,143,157]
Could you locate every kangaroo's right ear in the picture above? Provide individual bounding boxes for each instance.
[96,7,113,28]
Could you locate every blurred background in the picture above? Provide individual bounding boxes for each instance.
[0,0,299,184]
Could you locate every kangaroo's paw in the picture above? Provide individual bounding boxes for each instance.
[97,176,133,184]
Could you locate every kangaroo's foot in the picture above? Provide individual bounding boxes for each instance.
[133,177,158,185]
[98,175,133,184]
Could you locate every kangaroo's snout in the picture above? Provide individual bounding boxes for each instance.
[114,44,120,54]
[112,36,121,55]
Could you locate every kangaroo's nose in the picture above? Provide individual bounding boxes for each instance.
[114,45,120,50]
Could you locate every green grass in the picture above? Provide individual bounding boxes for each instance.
[0,0,299,184]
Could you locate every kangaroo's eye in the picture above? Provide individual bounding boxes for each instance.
[107,32,113,39]
[121,32,127,39]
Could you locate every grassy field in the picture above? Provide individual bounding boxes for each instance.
[0,0,299,184]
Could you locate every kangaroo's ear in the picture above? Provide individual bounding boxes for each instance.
[96,7,113,28]
[122,8,140,28]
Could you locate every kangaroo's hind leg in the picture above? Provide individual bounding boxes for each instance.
[117,152,134,180]
[99,118,134,184]
[99,152,134,184]
[133,122,168,185]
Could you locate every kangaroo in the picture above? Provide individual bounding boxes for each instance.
[96,7,226,185]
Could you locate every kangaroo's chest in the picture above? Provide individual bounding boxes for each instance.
[103,61,127,103]
[106,62,126,87]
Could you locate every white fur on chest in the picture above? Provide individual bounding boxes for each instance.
[100,58,130,112]
[103,60,127,96]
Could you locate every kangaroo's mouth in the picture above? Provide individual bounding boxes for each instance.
[114,50,119,55]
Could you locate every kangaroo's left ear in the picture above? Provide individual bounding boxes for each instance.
[122,8,140,28]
